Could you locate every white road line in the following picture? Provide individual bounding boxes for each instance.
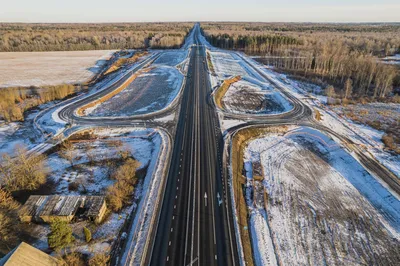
[184,55,196,265]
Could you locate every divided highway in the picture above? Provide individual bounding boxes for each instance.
[43,22,399,266]
[149,25,239,266]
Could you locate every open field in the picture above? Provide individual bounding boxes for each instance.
[0,50,114,87]
[243,126,400,265]
[88,66,183,117]
[153,50,189,66]
[331,103,400,153]
[222,77,292,114]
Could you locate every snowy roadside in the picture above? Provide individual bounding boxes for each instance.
[244,126,400,265]
[241,57,400,179]
[119,128,171,265]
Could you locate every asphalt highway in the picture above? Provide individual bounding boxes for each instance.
[47,23,400,266]
[149,25,239,266]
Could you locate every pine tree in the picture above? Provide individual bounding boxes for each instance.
[83,226,92,243]
[48,219,74,251]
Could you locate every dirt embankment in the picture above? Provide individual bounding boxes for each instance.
[214,76,241,109]
[103,51,148,76]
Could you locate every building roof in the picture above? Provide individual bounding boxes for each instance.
[0,242,59,266]
[19,195,106,222]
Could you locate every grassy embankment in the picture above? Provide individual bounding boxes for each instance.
[231,126,288,265]
[214,76,241,109]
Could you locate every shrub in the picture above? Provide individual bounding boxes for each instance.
[68,182,80,191]
[83,226,92,243]
[48,219,74,251]
[106,158,140,212]
[0,188,20,210]
[88,253,110,266]
[0,146,48,192]
[0,189,20,254]
[314,109,322,121]
[0,211,16,252]
[61,252,85,266]
[382,134,397,152]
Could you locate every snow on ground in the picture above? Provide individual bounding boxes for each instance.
[88,66,183,117]
[208,50,293,117]
[273,73,400,178]
[210,51,248,79]
[381,54,400,65]
[120,128,169,265]
[244,59,400,179]
[222,77,292,115]
[218,114,247,134]
[0,102,60,156]
[244,126,400,265]
[153,50,189,67]
[0,50,115,87]
[31,127,162,258]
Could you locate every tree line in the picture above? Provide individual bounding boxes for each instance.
[0,84,77,122]
[201,22,400,99]
[0,22,193,52]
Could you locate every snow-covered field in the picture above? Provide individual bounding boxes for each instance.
[275,73,400,178]
[48,128,156,195]
[210,51,248,79]
[222,77,292,115]
[237,56,400,179]
[0,102,58,156]
[31,127,163,257]
[153,50,189,66]
[88,66,183,116]
[0,50,114,87]
[208,50,293,116]
[244,126,400,265]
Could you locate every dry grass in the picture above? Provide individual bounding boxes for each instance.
[214,76,241,109]
[206,51,215,75]
[230,126,288,265]
[103,51,148,75]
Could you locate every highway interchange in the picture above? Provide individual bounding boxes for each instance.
[44,23,400,266]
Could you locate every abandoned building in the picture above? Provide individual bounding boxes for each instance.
[19,195,107,224]
[0,242,60,266]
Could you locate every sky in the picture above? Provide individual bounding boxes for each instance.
[0,0,399,23]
